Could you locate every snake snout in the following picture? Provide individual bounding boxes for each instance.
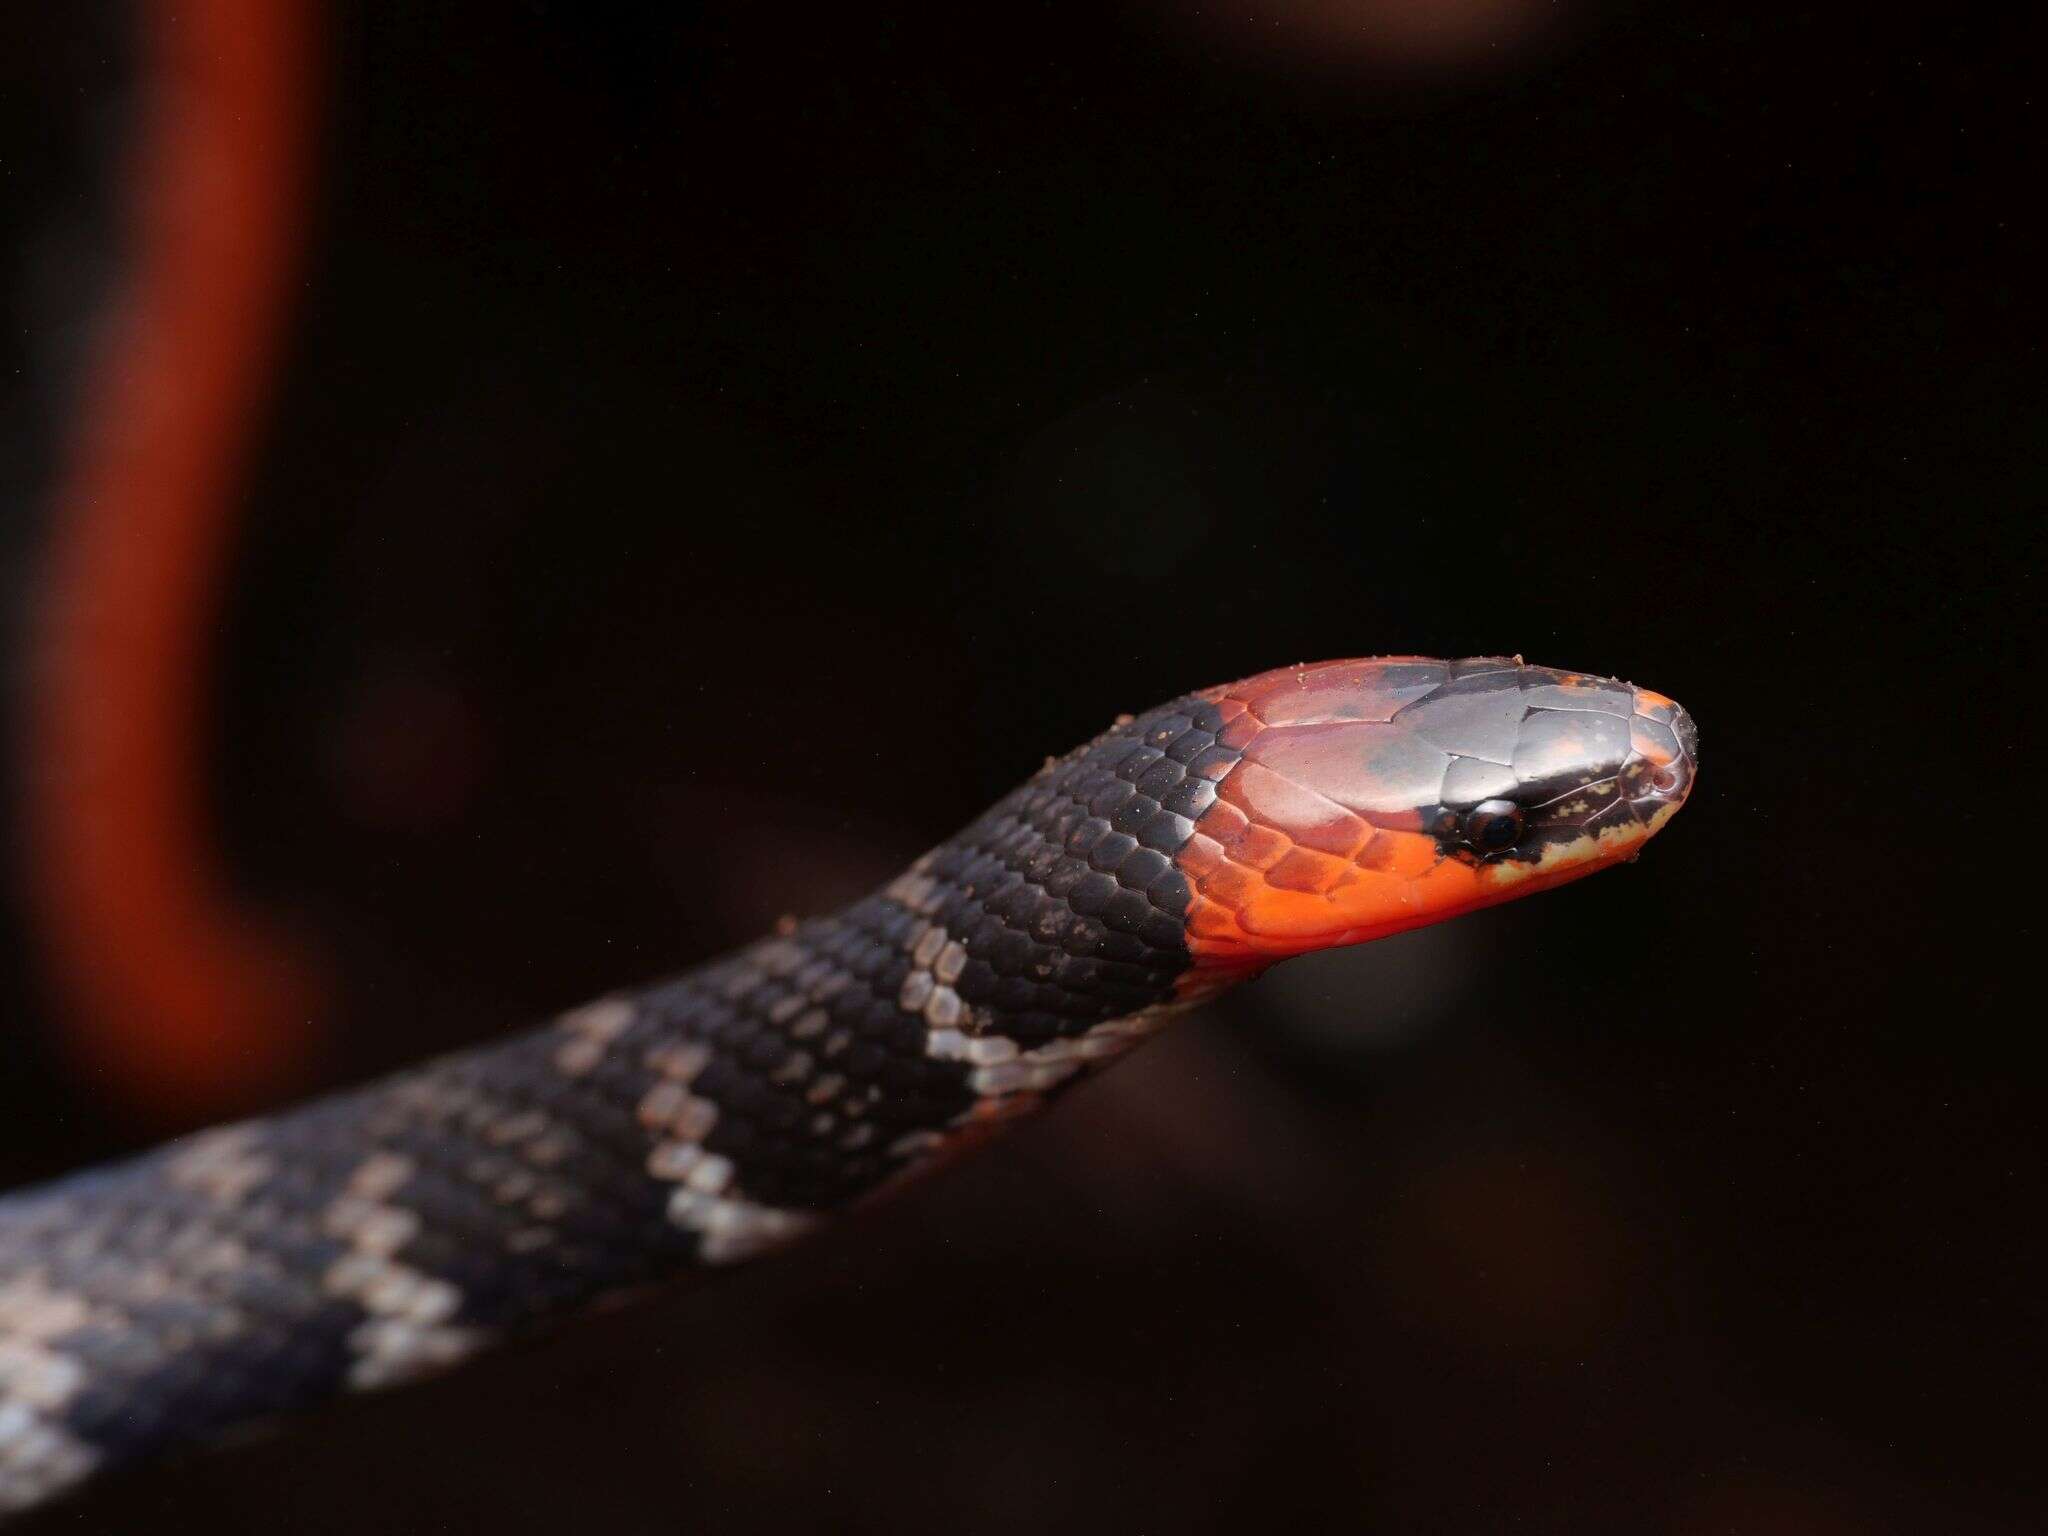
[1625,685,1698,814]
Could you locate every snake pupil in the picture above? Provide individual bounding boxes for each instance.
[1462,800,1523,853]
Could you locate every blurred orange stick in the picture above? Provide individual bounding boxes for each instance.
[24,0,324,1120]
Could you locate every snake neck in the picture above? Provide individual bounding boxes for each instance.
[579,687,1256,1248]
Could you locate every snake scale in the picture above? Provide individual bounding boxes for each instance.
[0,655,1696,1517]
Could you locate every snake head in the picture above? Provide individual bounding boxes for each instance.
[1178,656,1697,970]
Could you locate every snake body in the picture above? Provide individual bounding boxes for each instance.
[0,656,1696,1516]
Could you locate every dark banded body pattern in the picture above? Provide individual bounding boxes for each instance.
[0,657,1697,1516]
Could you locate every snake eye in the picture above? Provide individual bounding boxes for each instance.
[1461,799,1524,853]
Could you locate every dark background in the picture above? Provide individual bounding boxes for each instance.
[1,0,2038,1531]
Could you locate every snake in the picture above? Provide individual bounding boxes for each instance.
[0,655,1696,1517]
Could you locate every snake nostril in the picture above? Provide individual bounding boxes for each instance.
[1651,766,1680,794]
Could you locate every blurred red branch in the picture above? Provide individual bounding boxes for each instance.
[24,0,324,1121]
